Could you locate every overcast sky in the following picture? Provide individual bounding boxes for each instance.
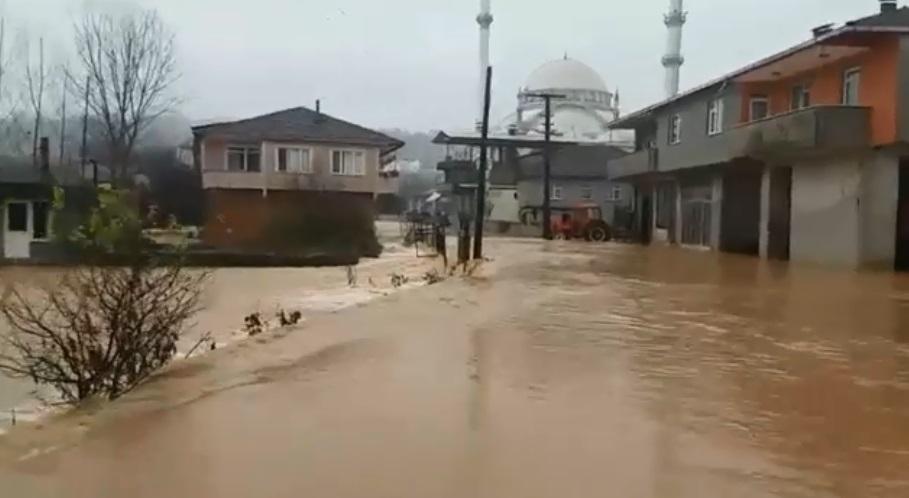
[3,0,889,132]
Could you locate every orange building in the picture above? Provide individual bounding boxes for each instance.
[609,3,909,270]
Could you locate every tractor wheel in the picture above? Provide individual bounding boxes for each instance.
[585,222,612,242]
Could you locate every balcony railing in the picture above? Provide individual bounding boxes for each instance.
[607,147,658,180]
[729,105,870,160]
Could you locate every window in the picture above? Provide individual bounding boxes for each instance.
[276,147,312,173]
[749,96,770,121]
[668,114,682,144]
[790,84,811,110]
[6,202,27,232]
[227,146,261,172]
[707,99,724,135]
[32,201,50,240]
[610,186,623,202]
[331,150,366,176]
[581,185,593,200]
[843,68,861,105]
[550,185,563,201]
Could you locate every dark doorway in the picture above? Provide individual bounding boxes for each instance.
[896,160,909,271]
[721,163,763,255]
[640,191,653,244]
[767,166,792,260]
[6,202,27,232]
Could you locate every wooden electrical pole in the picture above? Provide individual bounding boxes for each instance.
[80,75,90,175]
[525,92,564,240]
[473,66,492,260]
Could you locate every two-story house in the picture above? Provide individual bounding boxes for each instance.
[609,2,909,270]
[192,107,404,248]
[516,145,632,227]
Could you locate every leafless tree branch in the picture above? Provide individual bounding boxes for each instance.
[0,261,207,403]
[70,9,178,185]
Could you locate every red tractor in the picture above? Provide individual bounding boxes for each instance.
[550,203,612,242]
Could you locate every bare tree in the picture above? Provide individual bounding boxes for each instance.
[58,64,68,164]
[0,17,28,155]
[70,9,178,185]
[25,36,46,166]
[0,260,207,403]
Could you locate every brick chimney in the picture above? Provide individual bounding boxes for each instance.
[39,137,50,173]
[881,0,898,13]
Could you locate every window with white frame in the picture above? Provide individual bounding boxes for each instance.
[668,114,682,144]
[707,99,724,136]
[791,84,811,110]
[276,147,312,173]
[331,150,366,176]
[610,186,623,201]
[227,146,261,172]
[749,96,770,121]
[550,185,563,201]
[842,68,861,105]
[581,185,593,200]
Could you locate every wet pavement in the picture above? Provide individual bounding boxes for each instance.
[2,238,909,497]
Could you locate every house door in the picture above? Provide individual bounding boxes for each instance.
[4,201,31,259]
[680,183,712,247]
[640,191,653,244]
[767,166,792,261]
[896,160,909,271]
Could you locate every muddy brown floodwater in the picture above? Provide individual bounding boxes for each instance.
[3,238,909,497]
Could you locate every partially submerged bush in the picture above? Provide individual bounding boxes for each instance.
[0,259,207,403]
[262,194,381,258]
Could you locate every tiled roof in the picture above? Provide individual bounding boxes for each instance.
[193,107,404,154]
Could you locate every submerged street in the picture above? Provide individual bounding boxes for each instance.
[3,238,909,497]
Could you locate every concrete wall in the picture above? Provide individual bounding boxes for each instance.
[897,35,909,143]
[200,137,385,194]
[654,85,742,172]
[202,189,374,249]
[789,150,899,268]
[860,151,899,267]
[790,156,862,266]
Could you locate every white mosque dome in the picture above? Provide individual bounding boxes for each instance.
[525,57,608,92]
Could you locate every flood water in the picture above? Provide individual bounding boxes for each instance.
[0,224,432,421]
[2,238,909,497]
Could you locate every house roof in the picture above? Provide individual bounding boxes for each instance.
[0,161,45,184]
[193,107,404,154]
[850,5,909,27]
[432,130,583,148]
[610,6,909,129]
[518,145,627,179]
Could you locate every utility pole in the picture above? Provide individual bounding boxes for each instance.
[59,76,66,165]
[526,92,564,240]
[80,75,90,176]
[473,66,492,260]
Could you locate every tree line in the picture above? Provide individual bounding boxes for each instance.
[0,6,180,186]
